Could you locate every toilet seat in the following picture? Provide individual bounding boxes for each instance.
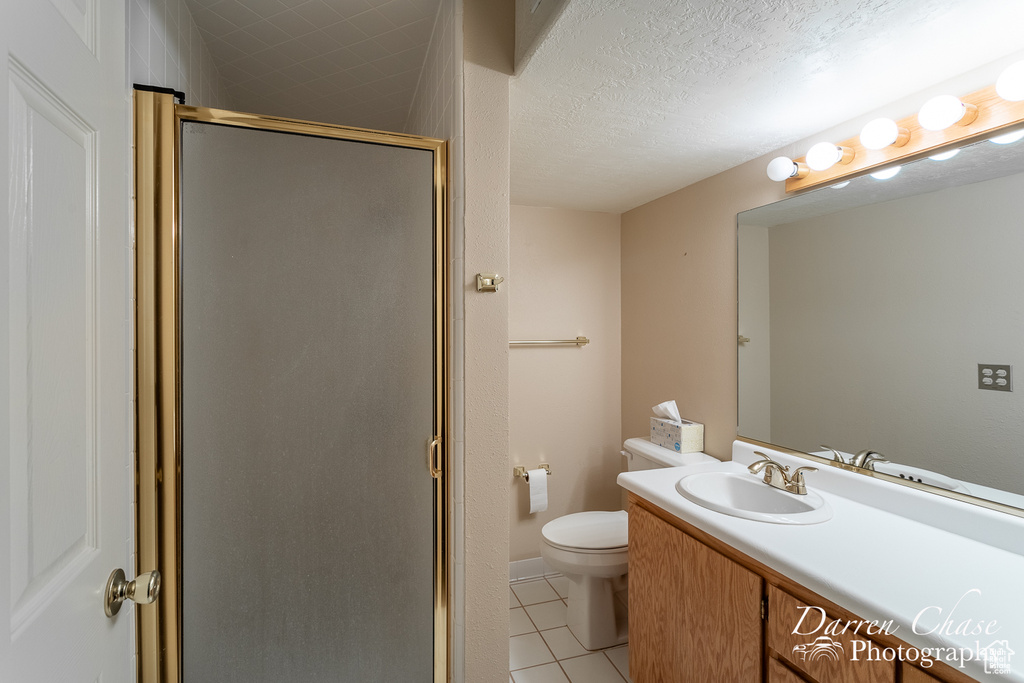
[541,511,627,553]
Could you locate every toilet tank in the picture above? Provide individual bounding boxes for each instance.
[622,437,716,471]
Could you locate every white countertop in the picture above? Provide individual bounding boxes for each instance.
[617,440,1024,682]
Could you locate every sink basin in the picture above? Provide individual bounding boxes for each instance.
[675,469,832,524]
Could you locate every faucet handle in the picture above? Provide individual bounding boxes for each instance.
[748,452,788,474]
[790,466,817,480]
[787,466,817,495]
[852,449,889,470]
[818,444,846,464]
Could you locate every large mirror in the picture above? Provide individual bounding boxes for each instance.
[738,133,1024,515]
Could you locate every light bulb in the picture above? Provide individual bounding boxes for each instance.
[918,95,977,131]
[830,181,850,189]
[989,130,1024,145]
[996,61,1024,101]
[860,118,909,150]
[870,166,902,180]
[766,156,804,182]
[806,142,853,171]
[929,149,959,161]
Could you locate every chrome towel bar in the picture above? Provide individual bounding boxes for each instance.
[509,336,590,347]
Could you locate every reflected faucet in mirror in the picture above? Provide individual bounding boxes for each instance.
[851,450,889,470]
[820,445,889,471]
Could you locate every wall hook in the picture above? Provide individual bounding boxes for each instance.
[477,273,504,292]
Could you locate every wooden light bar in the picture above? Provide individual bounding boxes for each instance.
[786,84,1024,193]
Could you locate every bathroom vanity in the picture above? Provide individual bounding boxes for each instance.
[618,440,1024,683]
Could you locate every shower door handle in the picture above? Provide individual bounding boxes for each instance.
[428,437,442,479]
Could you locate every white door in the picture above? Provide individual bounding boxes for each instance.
[1,0,132,681]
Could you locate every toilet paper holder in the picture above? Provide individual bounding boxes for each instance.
[513,464,551,481]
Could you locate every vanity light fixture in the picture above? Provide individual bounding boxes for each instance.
[870,166,901,180]
[989,129,1024,144]
[859,118,910,150]
[996,60,1024,101]
[782,78,1024,192]
[917,95,979,131]
[929,149,960,161]
[805,142,854,172]
[766,156,809,182]
[830,181,851,189]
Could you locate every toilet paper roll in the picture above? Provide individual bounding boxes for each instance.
[528,469,548,514]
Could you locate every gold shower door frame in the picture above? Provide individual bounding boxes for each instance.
[133,90,449,682]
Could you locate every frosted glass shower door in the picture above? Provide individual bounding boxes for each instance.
[177,120,442,681]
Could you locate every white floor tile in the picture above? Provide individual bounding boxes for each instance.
[510,607,535,636]
[559,653,626,683]
[605,645,630,681]
[539,626,588,660]
[512,579,560,606]
[511,662,571,683]
[510,632,555,670]
[524,600,568,631]
[547,575,569,599]
[511,587,521,608]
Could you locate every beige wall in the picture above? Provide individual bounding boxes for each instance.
[508,206,622,562]
[462,0,513,680]
[621,160,782,459]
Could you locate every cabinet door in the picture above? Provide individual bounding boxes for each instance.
[769,657,812,683]
[629,504,762,682]
[902,663,945,683]
[767,585,894,683]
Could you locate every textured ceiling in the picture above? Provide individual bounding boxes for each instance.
[511,0,1024,213]
[186,0,440,131]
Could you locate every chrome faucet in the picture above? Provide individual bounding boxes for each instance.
[851,449,889,470]
[748,455,789,489]
[748,452,818,495]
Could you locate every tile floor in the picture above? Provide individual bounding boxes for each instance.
[509,575,632,683]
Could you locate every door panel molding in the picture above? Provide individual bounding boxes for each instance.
[8,55,100,638]
[133,89,450,682]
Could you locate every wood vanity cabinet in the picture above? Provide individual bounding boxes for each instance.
[627,495,976,683]
[628,501,762,681]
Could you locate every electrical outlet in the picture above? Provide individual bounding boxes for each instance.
[978,364,1012,392]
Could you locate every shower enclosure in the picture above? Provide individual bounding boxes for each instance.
[133,90,448,682]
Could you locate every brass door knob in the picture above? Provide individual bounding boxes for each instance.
[104,568,161,617]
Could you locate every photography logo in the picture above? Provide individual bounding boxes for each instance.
[792,636,844,663]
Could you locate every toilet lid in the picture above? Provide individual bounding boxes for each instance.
[541,511,628,550]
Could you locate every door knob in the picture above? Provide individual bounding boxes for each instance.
[104,568,161,617]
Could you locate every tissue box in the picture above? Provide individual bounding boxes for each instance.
[650,417,704,453]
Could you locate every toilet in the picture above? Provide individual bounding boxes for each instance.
[539,437,715,650]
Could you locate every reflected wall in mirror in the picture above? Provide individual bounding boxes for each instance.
[738,134,1024,514]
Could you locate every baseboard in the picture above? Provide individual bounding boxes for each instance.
[509,557,556,582]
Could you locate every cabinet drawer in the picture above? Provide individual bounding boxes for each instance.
[767,585,894,683]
